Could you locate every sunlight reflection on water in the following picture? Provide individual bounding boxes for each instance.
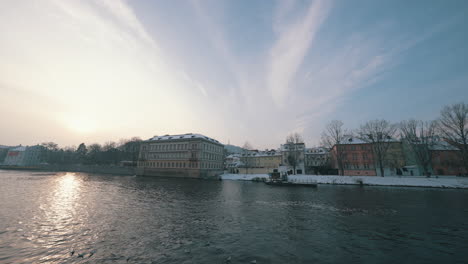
[33,173,87,262]
[0,171,467,263]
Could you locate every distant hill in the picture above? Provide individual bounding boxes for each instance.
[224,144,244,154]
[0,145,14,149]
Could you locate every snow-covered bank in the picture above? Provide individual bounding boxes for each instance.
[220,174,468,189]
[221,174,269,181]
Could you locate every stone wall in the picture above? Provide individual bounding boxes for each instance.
[137,167,222,179]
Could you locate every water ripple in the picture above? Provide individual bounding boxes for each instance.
[0,171,467,263]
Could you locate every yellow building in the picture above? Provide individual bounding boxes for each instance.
[137,133,224,179]
[238,150,282,174]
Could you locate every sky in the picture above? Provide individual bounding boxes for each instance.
[1,0,467,149]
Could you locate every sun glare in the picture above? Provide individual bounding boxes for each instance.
[65,117,97,134]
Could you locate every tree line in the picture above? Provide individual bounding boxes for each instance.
[321,102,468,177]
[39,137,142,166]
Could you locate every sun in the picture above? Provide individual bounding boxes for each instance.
[65,116,97,134]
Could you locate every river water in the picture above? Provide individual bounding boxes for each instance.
[0,170,467,264]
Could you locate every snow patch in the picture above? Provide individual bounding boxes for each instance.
[221,174,468,189]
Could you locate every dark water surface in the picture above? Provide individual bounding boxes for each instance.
[1,170,467,264]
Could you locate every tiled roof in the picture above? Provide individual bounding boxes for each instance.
[149,133,221,144]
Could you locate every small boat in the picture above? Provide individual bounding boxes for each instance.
[264,179,317,187]
[265,172,317,187]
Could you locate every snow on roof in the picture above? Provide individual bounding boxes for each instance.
[227,161,243,168]
[10,146,26,152]
[338,136,368,145]
[430,141,459,151]
[338,135,398,145]
[149,133,221,144]
[241,150,281,157]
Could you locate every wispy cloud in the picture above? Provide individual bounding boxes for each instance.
[1,0,464,148]
[97,0,157,47]
[268,0,332,107]
[188,0,250,104]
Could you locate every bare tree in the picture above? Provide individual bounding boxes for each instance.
[321,120,346,175]
[102,141,117,151]
[285,133,304,175]
[241,141,254,173]
[400,119,437,177]
[119,137,142,165]
[438,103,468,175]
[87,143,103,164]
[76,143,87,163]
[40,142,60,164]
[359,119,398,177]
[242,141,253,151]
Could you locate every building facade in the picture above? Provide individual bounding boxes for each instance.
[281,143,305,174]
[2,145,42,166]
[0,145,11,164]
[137,133,224,179]
[430,141,465,176]
[400,142,424,176]
[331,137,377,176]
[375,141,406,176]
[225,154,241,173]
[305,147,331,174]
[331,136,407,176]
[237,150,282,174]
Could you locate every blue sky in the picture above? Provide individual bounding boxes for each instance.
[0,0,467,149]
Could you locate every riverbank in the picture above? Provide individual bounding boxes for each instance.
[221,173,468,189]
[0,164,136,175]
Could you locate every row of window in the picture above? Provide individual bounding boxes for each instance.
[202,152,222,161]
[145,143,196,151]
[144,142,223,153]
[146,152,189,159]
[341,145,371,151]
[242,156,280,160]
[306,156,327,161]
[140,161,222,169]
[344,163,373,169]
[144,152,222,161]
[202,143,222,153]
[344,153,370,161]
[306,161,327,165]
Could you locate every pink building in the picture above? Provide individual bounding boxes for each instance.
[430,141,466,176]
[331,136,377,176]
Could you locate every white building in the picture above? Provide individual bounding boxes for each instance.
[3,145,42,166]
[280,143,305,174]
[137,133,224,179]
[225,153,241,173]
[305,147,330,174]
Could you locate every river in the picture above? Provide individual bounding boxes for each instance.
[0,170,467,263]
